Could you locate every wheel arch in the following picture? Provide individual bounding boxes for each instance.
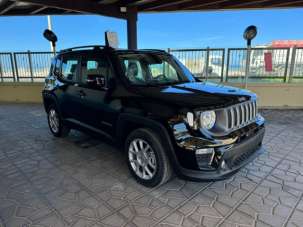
[116,113,181,173]
[42,93,60,114]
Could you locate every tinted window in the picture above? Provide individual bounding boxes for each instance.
[61,57,79,82]
[149,62,179,81]
[80,57,112,88]
[123,60,144,83]
[118,53,195,85]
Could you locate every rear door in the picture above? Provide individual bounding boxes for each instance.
[77,51,118,135]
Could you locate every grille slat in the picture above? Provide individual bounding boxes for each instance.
[253,101,256,118]
[245,103,249,122]
[235,107,240,126]
[227,100,257,131]
[230,108,235,129]
[249,102,253,120]
[240,105,244,125]
[254,101,257,117]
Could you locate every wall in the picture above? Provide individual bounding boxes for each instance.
[0,82,303,108]
[0,83,43,103]
[225,83,303,109]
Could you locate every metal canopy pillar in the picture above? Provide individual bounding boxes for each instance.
[127,9,138,49]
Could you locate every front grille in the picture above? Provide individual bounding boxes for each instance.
[226,100,257,131]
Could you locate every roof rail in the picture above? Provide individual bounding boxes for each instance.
[139,49,167,52]
[60,45,109,53]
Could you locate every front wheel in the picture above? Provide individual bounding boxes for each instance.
[125,128,172,187]
[47,105,70,137]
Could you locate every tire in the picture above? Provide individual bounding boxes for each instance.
[47,104,70,137]
[125,128,172,187]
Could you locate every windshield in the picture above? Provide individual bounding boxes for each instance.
[118,53,195,85]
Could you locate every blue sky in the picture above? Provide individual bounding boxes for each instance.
[0,8,302,51]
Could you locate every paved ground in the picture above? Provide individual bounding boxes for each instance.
[0,104,303,227]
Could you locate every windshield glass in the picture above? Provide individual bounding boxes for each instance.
[118,53,195,85]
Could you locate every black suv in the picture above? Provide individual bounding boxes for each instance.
[42,45,265,187]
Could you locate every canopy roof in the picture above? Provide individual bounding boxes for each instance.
[1,0,303,18]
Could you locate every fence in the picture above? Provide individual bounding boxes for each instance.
[0,48,303,83]
[0,51,53,82]
[289,47,303,82]
[168,48,225,82]
[225,47,290,82]
[169,47,303,83]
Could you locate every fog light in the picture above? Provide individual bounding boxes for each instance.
[196,148,215,169]
[221,160,227,170]
[196,148,214,155]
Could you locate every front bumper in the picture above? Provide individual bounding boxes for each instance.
[171,115,265,181]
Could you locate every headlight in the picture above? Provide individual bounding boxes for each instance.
[200,111,216,130]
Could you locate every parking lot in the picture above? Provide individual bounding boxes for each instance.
[0,104,303,227]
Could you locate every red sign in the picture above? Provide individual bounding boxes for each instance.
[264,52,272,72]
[272,40,303,48]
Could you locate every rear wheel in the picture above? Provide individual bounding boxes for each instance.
[47,105,70,137]
[125,128,172,187]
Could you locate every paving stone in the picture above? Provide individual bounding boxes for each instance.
[101,213,126,226]
[1,105,303,227]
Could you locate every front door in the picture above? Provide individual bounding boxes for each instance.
[57,54,82,121]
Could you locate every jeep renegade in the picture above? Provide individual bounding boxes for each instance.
[42,45,265,187]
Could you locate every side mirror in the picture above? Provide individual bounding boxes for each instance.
[43,29,57,53]
[243,25,257,46]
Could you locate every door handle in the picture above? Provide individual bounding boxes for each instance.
[79,90,86,98]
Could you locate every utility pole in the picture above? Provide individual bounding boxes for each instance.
[243,25,257,89]
[244,44,251,89]
[47,15,54,53]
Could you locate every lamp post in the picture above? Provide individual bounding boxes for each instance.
[47,15,55,54]
[243,25,257,89]
[43,28,57,55]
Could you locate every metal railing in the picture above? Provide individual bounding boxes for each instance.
[169,47,303,83]
[0,53,16,82]
[0,47,302,83]
[226,47,290,82]
[289,47,303,82]
[0,51,53,82]
[168,48,225,82]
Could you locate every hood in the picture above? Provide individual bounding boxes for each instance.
[132,82,256,109]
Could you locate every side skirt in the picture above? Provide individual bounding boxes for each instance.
[64,118,115,142]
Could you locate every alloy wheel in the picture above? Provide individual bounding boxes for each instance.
[48,109,59,133]
[128,139,157,180]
